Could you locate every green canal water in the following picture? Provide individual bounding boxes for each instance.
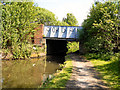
[2,56,64,88]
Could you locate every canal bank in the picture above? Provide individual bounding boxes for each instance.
[1,46,46,60]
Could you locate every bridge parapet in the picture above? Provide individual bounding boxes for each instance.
[43,26,82,40]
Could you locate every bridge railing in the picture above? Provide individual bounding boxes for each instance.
[43,26,82,40]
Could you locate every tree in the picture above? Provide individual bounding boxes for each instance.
[62,13,78,26]
[35,7,58,25]
[56,20,69,26]
[35,7,70,26]
[2,2,38,59]
[80,1,120,53]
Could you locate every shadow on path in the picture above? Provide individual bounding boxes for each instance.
[66,53,109,89]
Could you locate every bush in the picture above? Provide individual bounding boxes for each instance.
[80,1,120,53]
[67,42,79,53]
[86,52,119,61]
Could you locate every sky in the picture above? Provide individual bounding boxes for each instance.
[33,0,95,26]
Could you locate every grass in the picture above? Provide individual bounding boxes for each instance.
[85,53,120,89]
[40,55,73,88]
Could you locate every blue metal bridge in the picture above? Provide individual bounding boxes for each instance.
[43,26,82,41]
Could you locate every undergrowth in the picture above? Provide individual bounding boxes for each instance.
[67,42,79,54]
[85,53,120,89]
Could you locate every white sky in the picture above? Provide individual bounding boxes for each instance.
[33,0,95,26]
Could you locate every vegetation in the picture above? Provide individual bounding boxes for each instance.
[35,7,70,26]
[30,46,45,57]
[80,1,120,88]
[80,1,120,54]
[63,13,78,26]
[67,42,79,54]
[85,53,120,89]
[35,7,57,25]
[2,2,38,59]
[40,55,73,88]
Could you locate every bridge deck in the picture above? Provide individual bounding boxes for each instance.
[43,26,82,41]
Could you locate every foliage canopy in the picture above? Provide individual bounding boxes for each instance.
[63,13,78,26]
[80,1,120,54]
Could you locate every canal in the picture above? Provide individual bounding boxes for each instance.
[2,55,65,88]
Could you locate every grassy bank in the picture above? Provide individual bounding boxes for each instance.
[40,55,73,88]
[85,53,120,89]
[2,45,45,60]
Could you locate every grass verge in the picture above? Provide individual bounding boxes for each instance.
[85,54,120,89]
[39,55,73,88]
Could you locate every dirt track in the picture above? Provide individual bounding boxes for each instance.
[66,54,108,89]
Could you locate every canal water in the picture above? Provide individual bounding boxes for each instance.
[2,55,65,88]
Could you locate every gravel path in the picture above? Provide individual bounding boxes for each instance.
[66,54,108,89]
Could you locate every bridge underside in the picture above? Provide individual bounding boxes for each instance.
[46,39,68,55]
[44,37,79,41]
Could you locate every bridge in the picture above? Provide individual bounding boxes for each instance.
[43,26,82,41]
[43,26,83,55]
[34,25,83,55]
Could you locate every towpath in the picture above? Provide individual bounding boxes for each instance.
[66,53,108,89]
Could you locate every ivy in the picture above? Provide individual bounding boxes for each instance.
[2,2,38,59]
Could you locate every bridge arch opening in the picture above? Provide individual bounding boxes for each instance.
[46,39,68,56]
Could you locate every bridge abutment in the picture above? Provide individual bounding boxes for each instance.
[46,39,68,55]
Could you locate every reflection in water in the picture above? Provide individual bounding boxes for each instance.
[46,55,65,63]
[2,55,65,88]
